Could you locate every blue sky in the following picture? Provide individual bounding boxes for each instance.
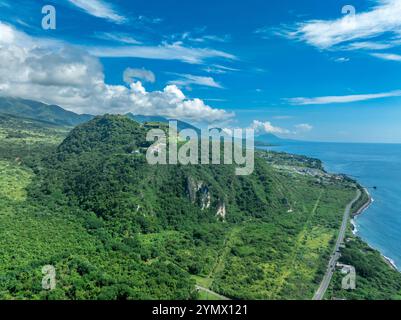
[1,0,401,142]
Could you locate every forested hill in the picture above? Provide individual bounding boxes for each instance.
[2,114,400,300]
[31,114,289,231]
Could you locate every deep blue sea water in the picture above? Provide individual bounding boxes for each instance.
[262,142,401,270]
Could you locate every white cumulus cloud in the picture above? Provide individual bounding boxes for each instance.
[251,120,290,135]
[222,120,313,138]
[0,22,233,123]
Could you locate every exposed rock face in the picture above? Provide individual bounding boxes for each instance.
[186,177,198,203]
[200,188,211,210]
[186,177,226,218]
[186,177,211,211]
[216,201,226,220]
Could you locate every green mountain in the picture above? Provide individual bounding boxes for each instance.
[33,115,286,228]
[1,113,401,300]
[5,115,294,299]
[0,97,93,127]
[0,112,64,129]
[20,115,353,299]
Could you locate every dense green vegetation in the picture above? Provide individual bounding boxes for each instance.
[258,151,324,170]
[327,237,401,300]
[0,111,400,300]
[0,113,68,168]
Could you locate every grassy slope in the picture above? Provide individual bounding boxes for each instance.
[209,178,354,300]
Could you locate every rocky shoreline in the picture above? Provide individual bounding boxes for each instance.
[355,188,374,216]
[351,187,373,234]
[351,186,399,271]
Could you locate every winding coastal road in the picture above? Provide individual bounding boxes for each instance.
[313,189,362,300]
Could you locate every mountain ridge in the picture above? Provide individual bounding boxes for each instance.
[0,97,202,134]
[0,96,288,145]
[0,96,93,127]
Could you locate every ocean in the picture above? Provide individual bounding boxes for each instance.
[262,142,401,271]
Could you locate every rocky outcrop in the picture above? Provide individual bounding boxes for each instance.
[200,188,211,210]
[186,177,198,203]
[216,201,226,220]
[186,177,211,211]
[186,177,227,219]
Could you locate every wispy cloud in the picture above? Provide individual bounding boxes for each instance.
[169,30,231,44]
[168,74,223,89]
[203,98,227,102]
[287,90,401,105]
[272,115,293,120]
[334,57,350,63]
[197,34,231,43]
[68,0,126,23]
[371,52,401,61]
[295,123,313,132]
[0,0,10,8]
[88,42,236,64]
[123,68,155,84]
[94,32,141,44]
[134,15,163,25]
[344,41,395,51]
[278,0,401,52]
[203,64,240,74]
[254,26,284,39]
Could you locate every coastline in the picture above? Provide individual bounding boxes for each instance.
[354,188,374,216]
[383,255,398,271]
[262,146,401,274]
[350,186,399,271]
[350,187,373,235]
